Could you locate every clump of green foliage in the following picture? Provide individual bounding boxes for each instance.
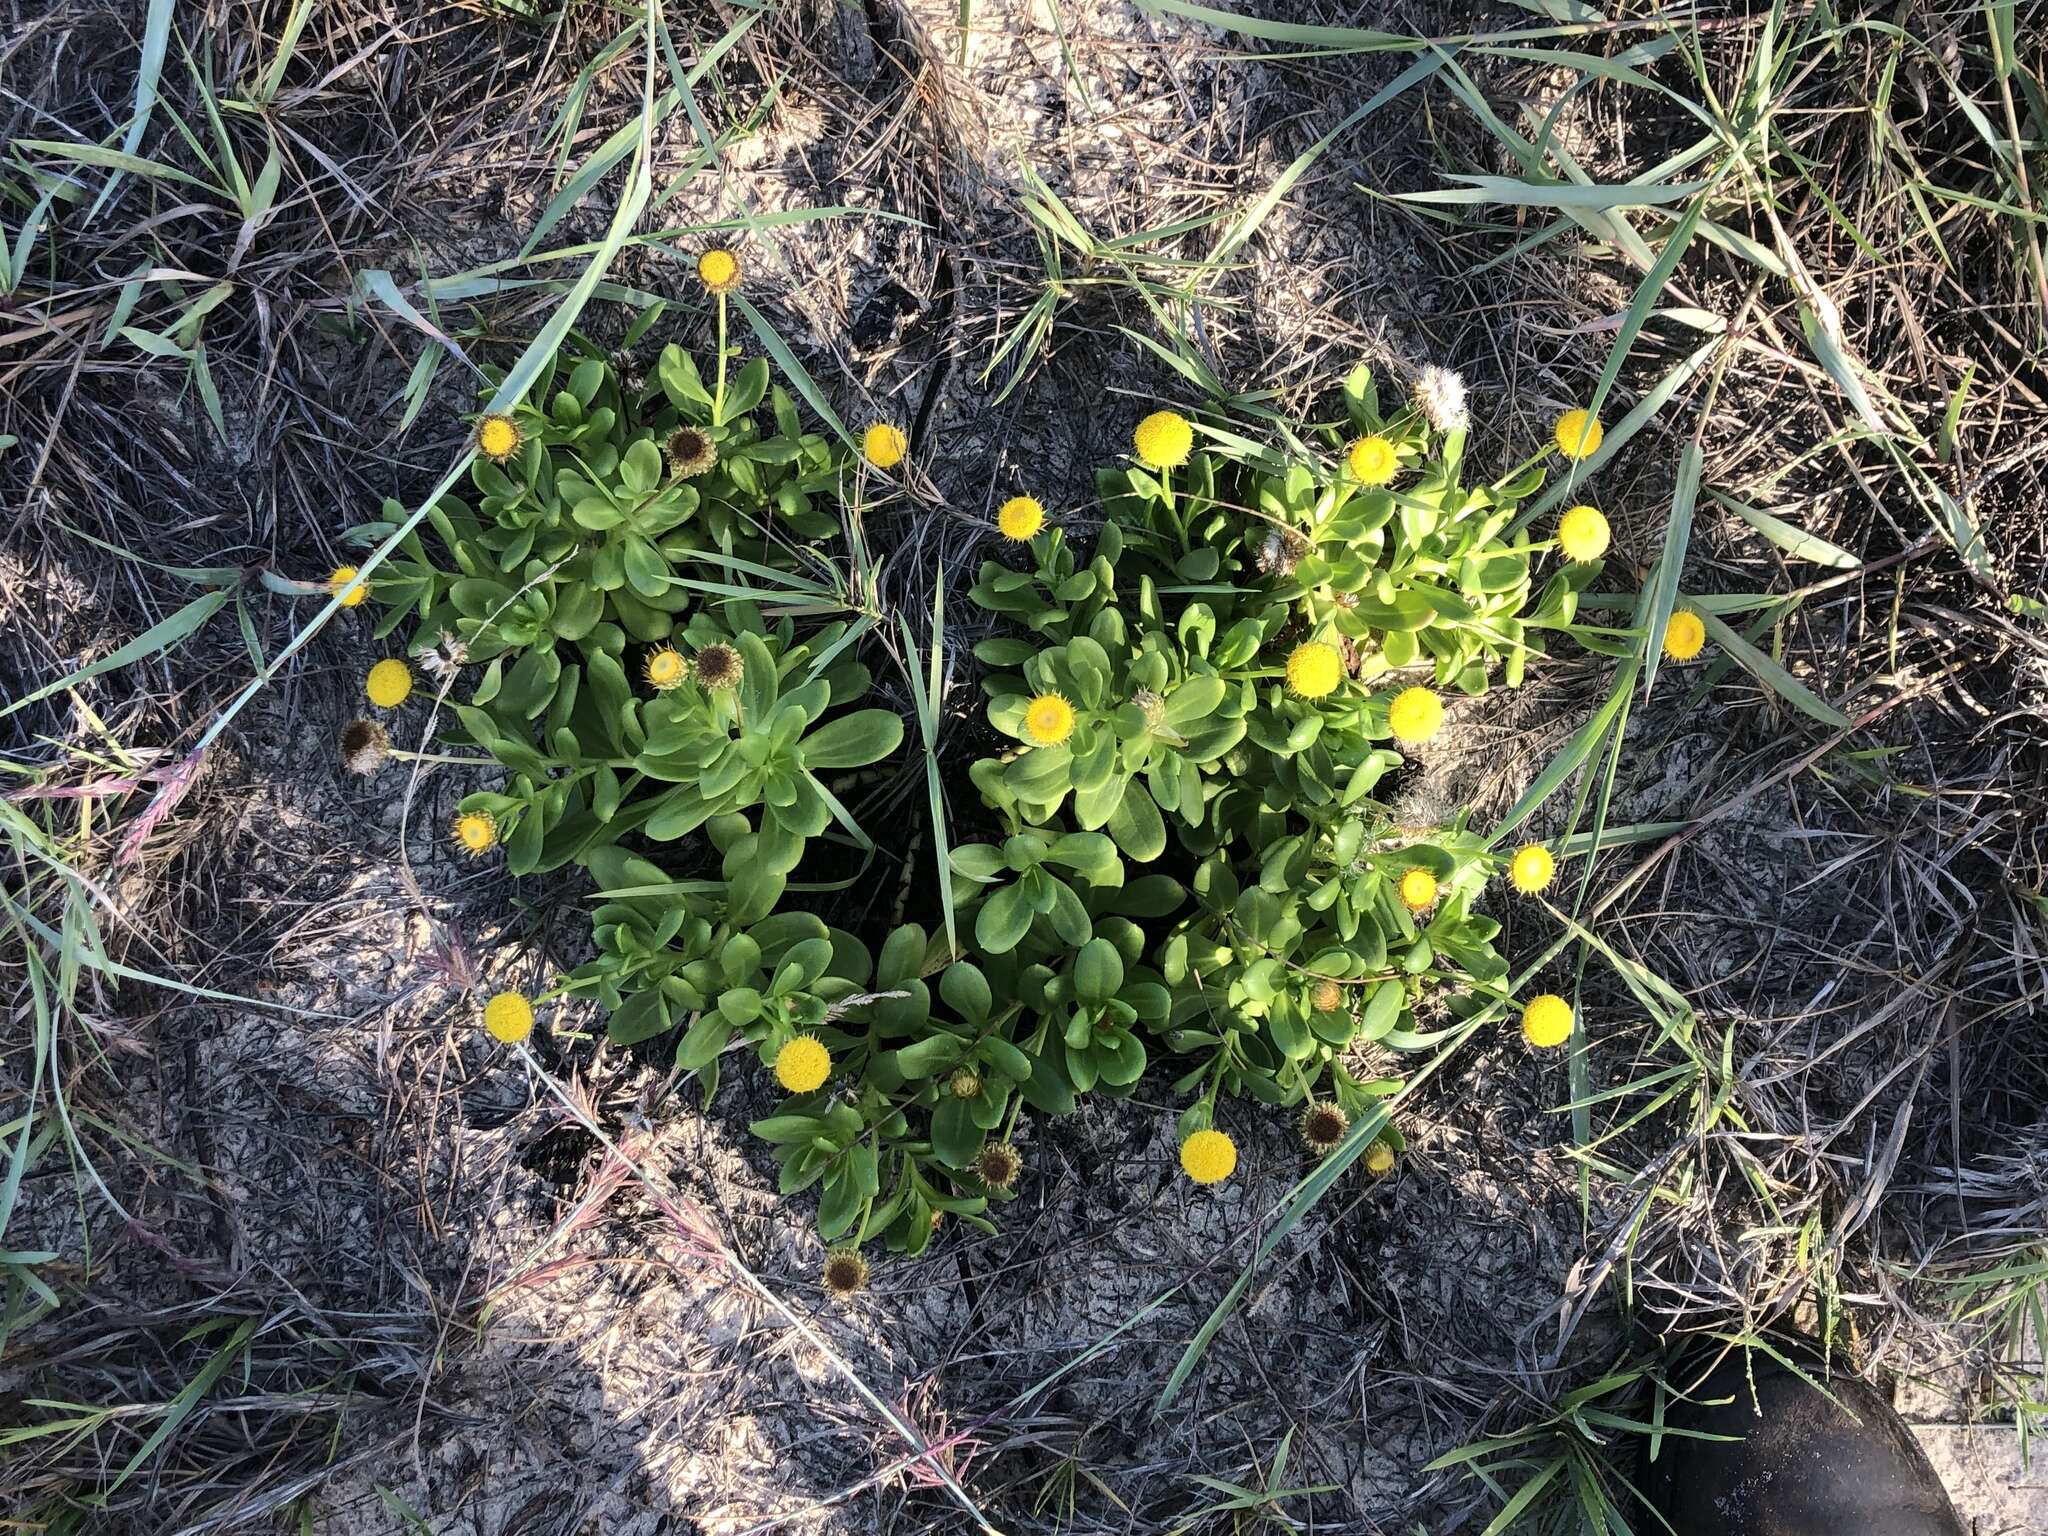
[359,335,1596,1256]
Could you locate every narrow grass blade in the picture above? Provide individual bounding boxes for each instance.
[1637,441,1700,701]
[1696,610,1850,728]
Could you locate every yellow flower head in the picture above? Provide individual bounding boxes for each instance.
[1024,692,1075,747]
[1661,609,1706,662]
[475,412,523,463]
[1346,435,1398,486]
[666,425,717,479]
[1364,1140,1397,1177]
[1398,867,1438,912]
[821,1248,868,1298]
[365,658,413,708]
[1509,844,1556,895]
[328,565,368,608]
[1285,640,1343,700]
[696,247,741,294]
[996,495,1045,542]
[774,1034,831,1093]
[451,810,499,857]
[1133,409,1193,471]
[643,646,688,691]
[948,1068,982,1100]
[977,1141,1023,1191]
[1521,993,1574,1049]
[1299,1101,1349,1155]
[694,642,743,690]
[1386,685,1443,744]
[338,719,390,776]
[1308,979,1343,1014]
[483,990,534,1044]
[1180,1127,1237,1185]
[1554,408,1603,460]
[862,422,907,469]
[1558,504,1610,562]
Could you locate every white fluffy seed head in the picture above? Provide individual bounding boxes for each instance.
[1414,365,1469,434]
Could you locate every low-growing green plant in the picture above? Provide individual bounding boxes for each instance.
[350,269,1618,1272]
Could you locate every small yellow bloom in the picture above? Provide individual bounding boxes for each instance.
[1661,609,1707,662]
[774,1034,832,1093]
[1554,409,1603,460]
[328,565,368,607]
[996,496,1045,541]
[1557,504,1610,562]
[1133,409,1193,471]
[1364,1140,1396,1177]
[1023,692,1075,747]
[451,810,499,856]
[483,990,534,1044]
[365,658,413,708]
[1521,993,1574,1049]
[1509,844,1555,895]
[1386,686,1443,744]
[1308,979,1343,1014]
[696,247,741,294]
[862,422,907,469]
[1346,435,1398,486]
[643,646,688,691]
[1398,868,1438,912]
[1179,1128,1237,1185]
[475,412,523,463]
[1285,641,1343,700]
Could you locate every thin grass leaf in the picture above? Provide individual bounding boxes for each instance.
[1695,609,1851,728]
[731,292,853,448]
[87,0,176,217]
[104,1316,261,1493]
[1637,441,1700,701]
[1703,488,1859,568]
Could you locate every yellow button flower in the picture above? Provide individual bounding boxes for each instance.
[1398,868,1438,912]
[1661,609,1706,661]
[996,496,1045,541]
[1179,1128,1237,1185]
[696,247,741,294]
[1386,685,1443,744]
[1285,640,1343,699]
[1133,409,1193,470]
[451,810,499,857]
[328,565,368,607]
[1509,844,1555,894]
[774,1034,832,1093]
[1521,993,1574,1049]
[1363,1140,1396,1176]
[862,422,907,469]
[643,646,688,691]
[1557,504,1610,562]
[483,990,534,1044]
[1346,435,1398,486]
[365,658,413,708]
[1553,408,1603,460]
[1023,692,1075,747]
[1308,979,1343,1014]
[475,412,523,462]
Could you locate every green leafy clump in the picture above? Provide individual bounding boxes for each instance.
[954,369,1593,1146]
[362,338,1589,1256]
